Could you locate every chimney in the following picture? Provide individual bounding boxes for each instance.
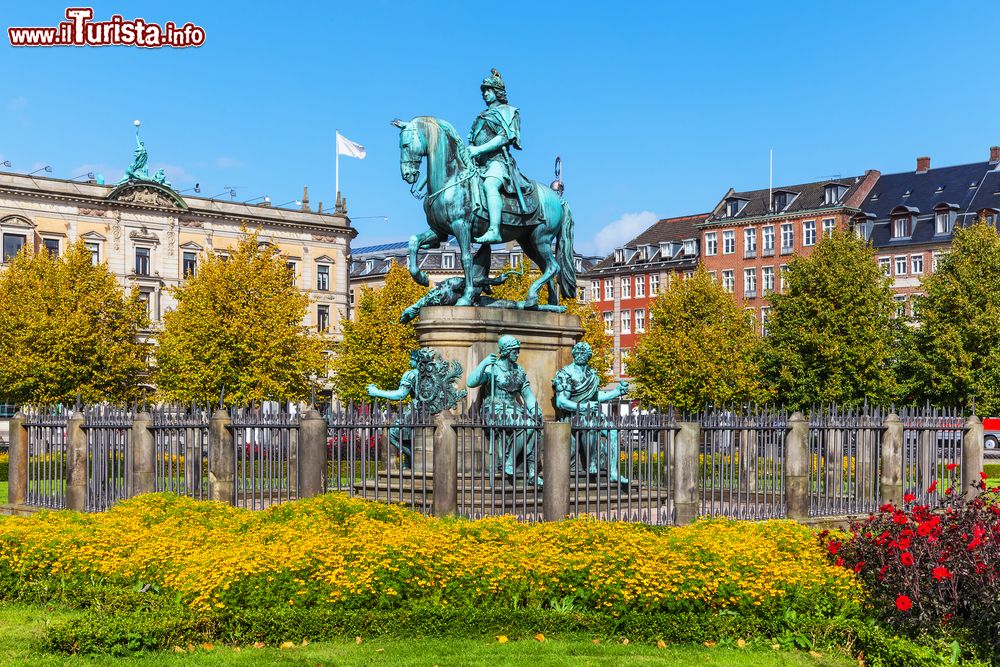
[990,146,1000,165]
[916,156,931,173]
[300,186,310,212]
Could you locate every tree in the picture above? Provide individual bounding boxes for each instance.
[489,260,614,384]
[154,230,328,405]
[760,231,901,409]
[907,220,1000,413]
[0,240,149,404]
[329,262,428,403]
[628,267,771,412]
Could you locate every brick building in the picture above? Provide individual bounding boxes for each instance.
[853,148,1000,317]
[698,171,880,331]
[581,213,709,378]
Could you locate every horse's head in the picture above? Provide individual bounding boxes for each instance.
[392,118,425,184]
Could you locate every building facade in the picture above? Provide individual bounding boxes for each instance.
[581,213,709,379]
[698,172,880,331]
[0,171,355,341]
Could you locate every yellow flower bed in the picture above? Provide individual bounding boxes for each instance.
[0,493,861,615]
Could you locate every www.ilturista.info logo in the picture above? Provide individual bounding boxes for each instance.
[8,8,205,48]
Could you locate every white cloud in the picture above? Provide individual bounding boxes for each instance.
[149,163,196,187]
[214,156,243,169]
[7,96,28,111]
[589,211,659,256]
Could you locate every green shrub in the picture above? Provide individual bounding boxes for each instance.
[0,452,7,482]
[983,462,1000,480]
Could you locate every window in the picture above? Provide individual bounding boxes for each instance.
[182,251,197,276]
[932,252,943,272]
[911,255,924,274]
[604,278,614,300]
[727,199,742,217]
[894,296,907,318]
[137,290,152,319]
[803,220,816,246]
[683,239,697,255]
[85,241,100,266]
[707,270,717,281]
[349,289,355,306]
[935,210,955,235]
[760,307,771,336]
[286,261,297,285]
[2,233,25,262]
[894,256,907,276]
[824,184,846,205]
[590,280,600,301]
[892,216,911,238]
[722,230,735,254]
[603,311,614,334]
[650,274,660,294]
[510,252,522,266]
[621,310,631,334]
[780,223,794,252]
[621,349,631,374]
[722,270,735,293]
[744,268,757,297]
[878,257,891,275]
[442,253,455,270]
[911,295,923,318]
[762,225,775,255]
[317,264,330,290]
[575,258,583,271]
[822,218,836,237]
[635,274,645,297]
[772,192,787,212]
[635,309,645,333]
[614,249,624,264]
[317,305,330,332]
[744,228,757,257]
[365,259,375,272]
[621,276,631,299]
[705,232,718,256]
[779,264,789,292]
[42,238,60,256]
[762,266,775,292]
[134,247,150,276]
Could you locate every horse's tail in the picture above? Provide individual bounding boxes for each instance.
[556,199,577,299]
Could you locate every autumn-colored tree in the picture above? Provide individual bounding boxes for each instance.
[0,240,149,404]
[760,231,901,409]
[329,262,428,402]
[154,230,328,405]
[628,267,771,411]
[907,220,1000,413]
[490,260,614,384]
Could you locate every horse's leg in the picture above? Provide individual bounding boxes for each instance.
[407,229,441,287]
[520,235,560,307]
[453,219,477,306]
[522,227,560,309]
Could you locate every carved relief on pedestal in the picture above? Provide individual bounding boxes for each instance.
[113,211,122,250]
[166,217,176,256]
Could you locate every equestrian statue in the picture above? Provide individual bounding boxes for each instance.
[393,69,576,311]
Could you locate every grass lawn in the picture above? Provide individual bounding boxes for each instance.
[0,604,855,666]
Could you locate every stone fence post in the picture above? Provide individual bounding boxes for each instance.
[542,421,571,522]
[7,412,27,506]
[784,412,810,521]
[433,409,458,517]
[130,411,155,497]
[673,421,700,526]
[65,410,88,512]
[963,414,984,500]
[880,412,903,507]
[297,407,328,499]
[209,408,234,505]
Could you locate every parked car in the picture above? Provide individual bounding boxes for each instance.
[984,417,1000,451]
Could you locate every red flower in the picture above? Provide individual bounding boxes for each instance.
[901,552,915,567]
[903,493,916,504]
[828,541,840,555]
[878,564,890,580]
[981,471,988,481]
[892,512,909,525]
[927,480,938,493]
[880,503,895,512]
[835,557,845,567]
[897,537,911,551]
[896,594,913,612]
[853,561,865,574]
[947,463,958,471]
[932,566,952,581]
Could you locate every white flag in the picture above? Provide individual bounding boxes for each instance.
[337,132,366,159]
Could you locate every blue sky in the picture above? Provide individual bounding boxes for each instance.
[4,1,1000,254]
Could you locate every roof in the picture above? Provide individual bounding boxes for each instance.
[586,213,710,273]
[705,176,865,223]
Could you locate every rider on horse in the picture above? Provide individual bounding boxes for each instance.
[468,69,526,245]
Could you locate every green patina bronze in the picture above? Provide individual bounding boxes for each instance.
[553,342,630,485]
[366,348,466,468]
[119,125,171,188]
[393,69,577,310]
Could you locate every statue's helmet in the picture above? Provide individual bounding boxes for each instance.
[480,68,507,102]
[497,334,520,356]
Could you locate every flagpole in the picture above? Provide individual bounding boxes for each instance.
[335,129,340,202]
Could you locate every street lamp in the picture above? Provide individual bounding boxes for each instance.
[179,183,201,194]
[211,186,240,200]
[244,195,270,205]
[1,161,11,168]
[28,165,52,175]
[275,199,302,208]
[71,172,95,181]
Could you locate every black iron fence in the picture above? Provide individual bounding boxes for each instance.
[81,405,133,512]
[231,405,300,510]
[901,406,965,507]
[21,406,67,509]
[149,404,211,500]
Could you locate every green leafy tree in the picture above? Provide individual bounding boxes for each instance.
[761,231,900,409]
[154,230,328,405]
[628,267,771,411]
[329,262,428,402]
[907,220,1000,413]
[490,260,614,384]
[0,240,149,404]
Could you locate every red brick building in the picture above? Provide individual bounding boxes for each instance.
[698,171,880,331]
[581,213,709,378]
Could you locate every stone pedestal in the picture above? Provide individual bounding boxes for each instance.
[414,306,584,420]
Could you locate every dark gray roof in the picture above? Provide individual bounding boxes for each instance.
[587,213,709,273]
[705,176,864,223]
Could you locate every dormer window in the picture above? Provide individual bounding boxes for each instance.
[614,248,625,264]
[365,259,376,272]
[727,198,746,217]
[574,258,583,271]
[682,239,697,256]
[934,206,957,235]
[892,215,912,239]
[509,251,522,267]
[824,184,847,205]
[771,192,788,212]
[442,253,455,269]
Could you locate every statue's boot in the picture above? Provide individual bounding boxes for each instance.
[474,183,504,244]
